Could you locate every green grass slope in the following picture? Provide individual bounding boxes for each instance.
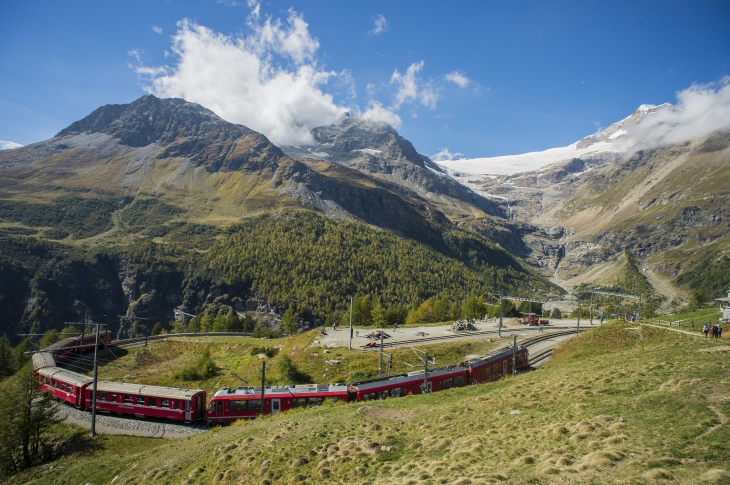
[11,321,730,484]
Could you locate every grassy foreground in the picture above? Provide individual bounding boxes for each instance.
[11,321,730,484]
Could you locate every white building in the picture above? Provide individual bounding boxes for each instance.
[716,289,730,323]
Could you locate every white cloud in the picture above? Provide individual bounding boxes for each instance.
[390,61,439,110]
[445,71,470,88]
[0,140,23,150]
[152,25,163,34]
[369,14,388,36]
[134,16,347,146]
[361,101,402,127]
[430,148,463,161]
[631,77,730,150]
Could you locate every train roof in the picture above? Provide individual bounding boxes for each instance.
[94,381,205,399]
[351,365,467,391]
[290,384,349,396]
[212,386,293,399]
[43,337,78,353]
[461,345,526,368]
[32,352,57,370]
[37,367,95,387]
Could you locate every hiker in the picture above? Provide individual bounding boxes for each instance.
[539,323,544,333]
[712,324,719,338]
[393,323,397,332]
[600,316,604,325]
[703,323,709,337]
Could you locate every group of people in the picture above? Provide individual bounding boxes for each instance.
[702,322,723,338]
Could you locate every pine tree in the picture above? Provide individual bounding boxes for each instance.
[0,334,15,378]
[0,364,61,477]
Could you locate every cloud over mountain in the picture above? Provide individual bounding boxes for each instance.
[632,77,730,150]
[133,14,346,146]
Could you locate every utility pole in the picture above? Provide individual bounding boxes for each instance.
[378,331,384,378]
[386,353,393,377]
[260,361,266,417]
[68,318,105,437]
[499,295,503,339]
[90,323,100,437]
[423,351,429,394]
[348,297,353,350]
[512,335,517,375]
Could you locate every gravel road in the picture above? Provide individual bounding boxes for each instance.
[57,404,209,439]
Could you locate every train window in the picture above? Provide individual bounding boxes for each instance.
[442,378,453,389]
[292,398,307,408]
[454,375,465,386]
[392,388,402,398]
[112,394,117,402]
[148,397,156,407]
[208,402,216,413]
[309,398,324,407]
[230,400,248,412]
[125,395,133,404]
[161,399,170,408]
[249,401,261,412]
[136,396,145,405]
[99,392,107,401]
[364,393,376,401]
[53,381,59,389]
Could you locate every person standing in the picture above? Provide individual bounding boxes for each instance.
[703,323,709,338]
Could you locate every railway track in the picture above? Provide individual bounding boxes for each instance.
[521,329,583,366]
[366,326,582,350]
[112,331,253,349]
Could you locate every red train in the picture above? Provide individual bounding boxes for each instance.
[34,332,206,423]
[208,384,349,424]
[207,345,529,422]
[42,331,113,364]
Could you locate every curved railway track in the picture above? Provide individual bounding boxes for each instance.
[361,327,583,350]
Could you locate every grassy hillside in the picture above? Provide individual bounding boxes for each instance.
[10,321,730,484]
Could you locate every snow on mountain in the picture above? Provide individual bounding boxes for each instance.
[436,103,672,180]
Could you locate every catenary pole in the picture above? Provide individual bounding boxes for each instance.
[90,322,100,437]
[260,361,266,417]
[348,297,353,350]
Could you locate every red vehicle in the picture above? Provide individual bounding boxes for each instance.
[37,366,94,408]
[207,384,349,424]
[84,381,207,423]
[349,365,469,402]
[43,330,113,363]
[462,345,529,384]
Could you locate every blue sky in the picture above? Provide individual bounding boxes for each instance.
[1,1,729,158]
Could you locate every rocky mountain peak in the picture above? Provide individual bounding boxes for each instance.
[56,95,287,173]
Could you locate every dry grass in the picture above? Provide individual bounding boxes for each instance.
[7,320,730,484]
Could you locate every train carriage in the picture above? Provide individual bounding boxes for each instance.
[349,365,469,402]
[207,384,349,423]
[289,384,349,409]
[43,330,113,364]
[37,366,94,408]
[207,387,292,423]
[32,351,57,371]
[85,381,206,423]
[463,345,529,384]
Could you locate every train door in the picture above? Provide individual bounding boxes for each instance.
[185,400,191,422]
[196,394,205,420]
[271,399,281,415]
